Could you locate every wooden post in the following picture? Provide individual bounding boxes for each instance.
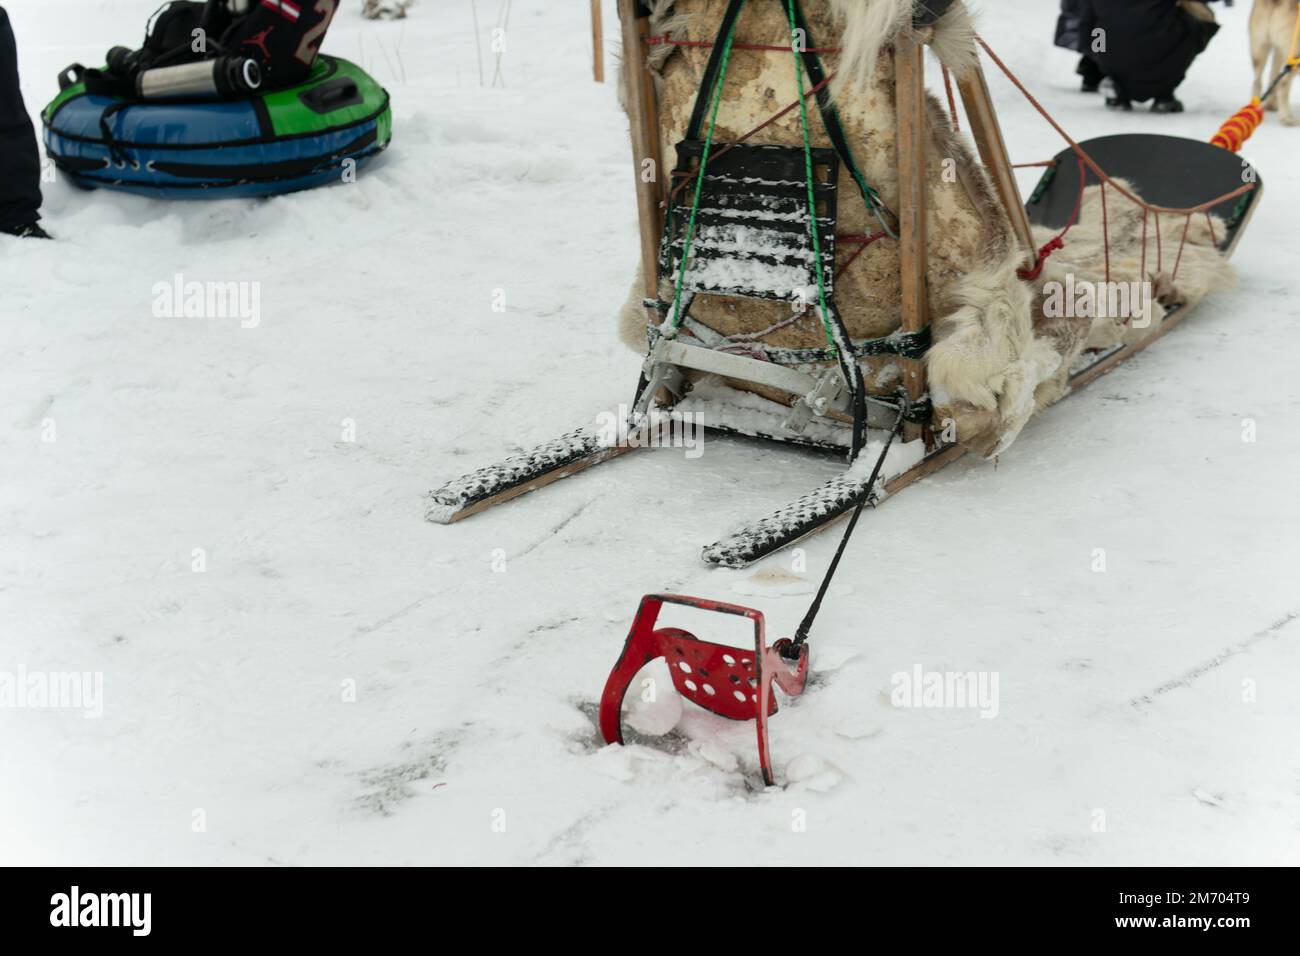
[893,34,931,447]
[956,58,1034,263]
[618,0,665,303]
[591,0,605,83]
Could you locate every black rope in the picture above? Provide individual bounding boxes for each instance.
[849,364,866,460]
[98,101,134,166]
[782,403,906,660]
[1258,62,1289,105]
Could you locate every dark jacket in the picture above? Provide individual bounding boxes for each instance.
[1055,0,1091,53]
[0,4,42,228]
[1083,0,1220,101]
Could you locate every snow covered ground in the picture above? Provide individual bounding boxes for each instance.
[2,0,1297,866]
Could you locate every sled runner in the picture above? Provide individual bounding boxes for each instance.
[428,0,1261,570]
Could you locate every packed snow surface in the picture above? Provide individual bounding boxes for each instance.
[2,1,1298,865]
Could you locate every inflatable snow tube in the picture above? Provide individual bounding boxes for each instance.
[41,56,392,199]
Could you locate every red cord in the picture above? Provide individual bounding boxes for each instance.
[942,65,960,132]
[1140,209,1148,278]
[645,35,841,54]
[1173,213,1193,281]
[1017,158,1087,281]
[1100,181,1110,285]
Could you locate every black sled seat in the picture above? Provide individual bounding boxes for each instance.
[660,141,840,308]
[1026,134,1262,255]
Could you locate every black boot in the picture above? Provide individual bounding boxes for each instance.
[1151,95,1185,114]
[1102,79,1132,111]
[0,220,52,239]
[1078,56,1104,94]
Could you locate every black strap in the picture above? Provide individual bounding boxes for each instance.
[1261,63,1295,106]
[849,364,867,460]
[58,63,86,91]
[787,0,897,236]
[783,404,906,660]
[644,308,932,362]
[98,101,135,165]
[673,0,901,463]
[149,127,378,181]
[684,0,747,141]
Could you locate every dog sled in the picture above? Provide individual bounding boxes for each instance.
[430,0,1263,784]
[429,0,1261,569]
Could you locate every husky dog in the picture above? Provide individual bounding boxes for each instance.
[1251,0,1299,125]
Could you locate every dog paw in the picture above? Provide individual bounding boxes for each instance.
[1283,115,1300,127]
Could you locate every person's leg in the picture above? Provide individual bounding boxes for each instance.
[1150,3,1219,113]
[1102,75,1132,111]
[0,5,43,232]
[1077,55,1104,93]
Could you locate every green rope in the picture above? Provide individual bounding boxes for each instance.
[785,0,895,239]
[664,4,743,337]
[785,0,837,356]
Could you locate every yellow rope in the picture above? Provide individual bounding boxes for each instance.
[1288,1,1300,67]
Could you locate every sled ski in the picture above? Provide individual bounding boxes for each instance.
[426,427,642,524]
[700,441,966,567]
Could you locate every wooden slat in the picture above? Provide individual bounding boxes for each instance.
[592,0,605,83]
[956,57,1035,261]
[618,0,664,300]
[893,35,931,446]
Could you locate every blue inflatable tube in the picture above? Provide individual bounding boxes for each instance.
[42,55,392,199]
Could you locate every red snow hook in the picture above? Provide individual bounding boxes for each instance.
[599,408,906,785]
[598,594,809,785]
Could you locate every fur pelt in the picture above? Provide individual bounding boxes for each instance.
[613,0,1236,458]
[620,0,1009,352]
[925,244,1058,458]
[828,0,978,97]
[620,0,978,105]
[930,180,1236,456]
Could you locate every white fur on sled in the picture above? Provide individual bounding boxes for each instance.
[828,0,978,97]
[623,0,979,102]
[927,179,1236,456]
[614,1,1237,458]
[925,245,1061,458]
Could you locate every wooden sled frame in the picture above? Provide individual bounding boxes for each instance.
[427,0,1261,568]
